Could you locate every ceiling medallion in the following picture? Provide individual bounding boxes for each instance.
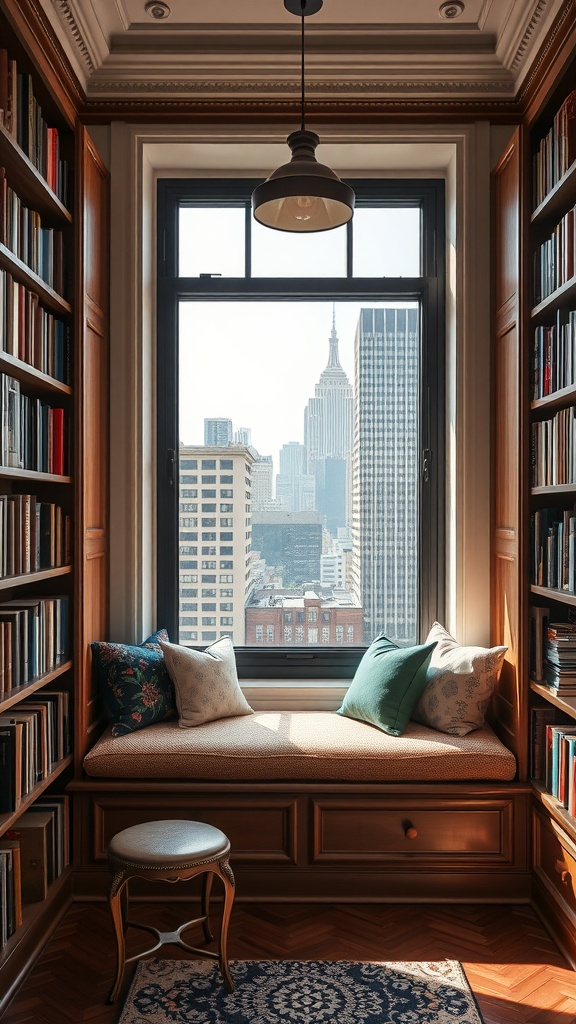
[439,1,465,17]
[144,1,171,19]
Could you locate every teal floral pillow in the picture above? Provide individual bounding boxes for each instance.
[91,629,176,737]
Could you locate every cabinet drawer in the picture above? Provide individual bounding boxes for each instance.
[533,807,576,923]
[312,797,516,865]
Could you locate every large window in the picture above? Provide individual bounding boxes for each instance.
[157,179,445,678]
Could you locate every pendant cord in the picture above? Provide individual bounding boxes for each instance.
[300,1,305,130]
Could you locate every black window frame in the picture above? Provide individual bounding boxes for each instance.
[157,177,445,679]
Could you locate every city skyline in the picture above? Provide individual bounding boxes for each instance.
[179,300,416,478]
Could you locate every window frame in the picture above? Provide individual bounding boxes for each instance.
[157,177,445,679]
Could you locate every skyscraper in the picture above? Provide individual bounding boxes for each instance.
[204,418,233,446]
[351,306,419,644]
[304,309,353,534]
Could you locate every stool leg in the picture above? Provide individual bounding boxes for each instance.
[108,872,129,1004]
[217,857,235,993]
[201,871,214,943]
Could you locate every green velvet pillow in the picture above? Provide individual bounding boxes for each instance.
[336,633,437,736]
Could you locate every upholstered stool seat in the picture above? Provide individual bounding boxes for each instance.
[107,819,235,1002]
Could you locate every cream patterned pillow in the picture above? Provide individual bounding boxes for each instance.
[411,622,507,736]
[160,636,254,728]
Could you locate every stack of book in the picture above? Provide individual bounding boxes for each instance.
[0,594,69,693]
[0,374,67,473]
[0,50,71,206]
[545,722,576,814]
[0,691,70,814]
[532,309,576,400]
[0,793,69,945]
[0,497,71,578]
[544,621,576,694]
[533,87,576,209]
[0,268,70,383]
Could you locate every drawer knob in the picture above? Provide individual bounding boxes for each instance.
[404,823,418,840]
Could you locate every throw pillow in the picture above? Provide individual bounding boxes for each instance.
[160,636,254,727]
[91,628,176,737]
[336,633,437,737]
[411,621,507,736]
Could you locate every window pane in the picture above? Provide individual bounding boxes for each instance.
[179,208,245,277]
[251,219,346,277]
[353,208,421,277]
[178,299,419,648]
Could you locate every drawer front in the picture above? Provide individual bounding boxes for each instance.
[312,797,516,865]
[533,806,576,923]
[91,795,298,864]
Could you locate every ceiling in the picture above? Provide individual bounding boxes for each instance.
[42,0,567,106]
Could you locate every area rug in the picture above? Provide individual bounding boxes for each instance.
[117,958,485,1023]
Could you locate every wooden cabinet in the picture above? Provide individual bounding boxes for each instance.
[0,2,108,1011]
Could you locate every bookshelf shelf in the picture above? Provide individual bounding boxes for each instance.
[530,584,576,606]
[0,353,71,396]
[531,483,576,496]
[531,159,576,227]
[531,384,576,415]
[0,467,72,483]
[533,781,576,846]
[531,680,576,719]
[0,124,71,225]
[0,754,72,835]
[531,276,576,325]
[0,244,71,316]
[0,565,72,592]
[0,660,72,714]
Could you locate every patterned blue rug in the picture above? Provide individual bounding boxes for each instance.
[117,958,485,1023]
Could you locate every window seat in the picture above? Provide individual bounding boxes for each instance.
[71,711,530,904]
[82,711,517,782]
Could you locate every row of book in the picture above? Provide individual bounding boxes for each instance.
[530,507,576,591]
[0,794,69,947]
[0,50,71,207]
[0,691,70,815]
[0,170,67,296]
[532,310,576,400]
[0,594,69,695]
[532,88,576,210]
[0,267,70,384]
[530,707,576,815]
[534,202,576,304]
[0,494,71,578]
[1,374,67,473]
[530,407,576,486]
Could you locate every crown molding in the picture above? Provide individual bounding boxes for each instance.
[44,0,555,104]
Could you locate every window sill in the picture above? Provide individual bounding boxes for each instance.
[241,679,349,711]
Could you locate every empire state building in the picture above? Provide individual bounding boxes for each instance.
[304,309,353,535]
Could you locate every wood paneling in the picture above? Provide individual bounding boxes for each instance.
[491,128,528,779]
[532,805,576,967]
[74,127,109,771]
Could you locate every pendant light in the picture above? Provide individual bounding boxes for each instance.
[252,0,355,233]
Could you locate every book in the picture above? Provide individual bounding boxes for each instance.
[0,838,22,930]
[0,720,23,813]
[530,605,549,681]
[7,809,54,903]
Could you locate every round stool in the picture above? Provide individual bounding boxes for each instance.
[106,819,235,1003]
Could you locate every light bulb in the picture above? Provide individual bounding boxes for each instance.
[285,194,320,223]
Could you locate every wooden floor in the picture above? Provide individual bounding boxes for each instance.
[2,901,576,1023]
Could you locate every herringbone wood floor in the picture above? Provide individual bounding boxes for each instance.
[2,902,576,1023]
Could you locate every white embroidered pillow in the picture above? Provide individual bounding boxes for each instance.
[411,622,507,736]
[160,636,253,728]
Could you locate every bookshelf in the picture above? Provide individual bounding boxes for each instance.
[525,57,576,964]
[0,19,74,989]
[0,0,110,1008]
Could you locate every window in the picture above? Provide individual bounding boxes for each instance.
[157,178,445,679]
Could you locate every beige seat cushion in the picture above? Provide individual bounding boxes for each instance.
[83,711,516,782]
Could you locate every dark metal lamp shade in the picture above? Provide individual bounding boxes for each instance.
[252,129,355,233]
